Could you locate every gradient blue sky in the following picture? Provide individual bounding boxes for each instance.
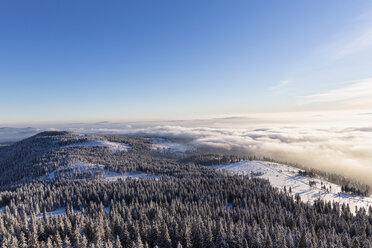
[1,0,372,124]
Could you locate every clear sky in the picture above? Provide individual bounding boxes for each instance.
[1,0,372,124]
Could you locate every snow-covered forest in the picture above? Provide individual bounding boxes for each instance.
[0,131,371,247]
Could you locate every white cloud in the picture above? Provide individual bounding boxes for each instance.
[3,112,372,187]
[299,78,372,109]
[0,127,40,142]
[113,123,372,187]
[48,113,372,187]
[150,125,372,186]
[338,27,372,57]
[270,80,291,91]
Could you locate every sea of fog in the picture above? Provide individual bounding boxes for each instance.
[1,110,372,186]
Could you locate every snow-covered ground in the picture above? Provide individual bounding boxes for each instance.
[44,162,159,182]
[211,161,372,213]
[33,208,82,219]
[105,171,160,182]
[148,137,193,155]
[0,206,104,219]
[66,140,131,152]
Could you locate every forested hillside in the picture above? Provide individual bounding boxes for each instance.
[0,132,371,247]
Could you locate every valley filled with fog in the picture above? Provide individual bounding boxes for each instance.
[3,110,371,187]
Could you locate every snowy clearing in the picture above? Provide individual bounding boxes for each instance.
[105,171,160,182]
[148,137,193,155]
[34,208,82,219]
[1,206,110,219]
[1,207,81,219]
[66,140,131,152]
[44,163,159,182]
[211,161,372,213]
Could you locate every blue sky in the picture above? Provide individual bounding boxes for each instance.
[1,0,372,124]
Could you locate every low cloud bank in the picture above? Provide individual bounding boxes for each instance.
[2,112,372,187]
[55,119,372,187]
[129,124,372,186]
[0,127,40,143]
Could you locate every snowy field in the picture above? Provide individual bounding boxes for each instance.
[33,208,81,219]
[105,171,160,182]
[44,163,159,182]
[0,204,108,219]
[148,137,193,155]
[211,161,372,214]
[33,206,112,219]
[66,140,131,152]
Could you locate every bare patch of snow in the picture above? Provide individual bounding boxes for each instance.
[26,208,82,219]
[44,162,159,182]
[43,163,104,180]
[105,171,160,182]
[66,140,131,152]
[226,203,233,210]
[148,137,193,155]
[105,206,110,214]
[36,208,67,218]
[211,161,372,214]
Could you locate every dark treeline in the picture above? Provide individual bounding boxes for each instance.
[297,168,371,197]
[183,154,371,197]
[298,171,316,178]
[180,154,247,166]
[342,184,370,197]
[241,157,372,197]
[0,132,371,247]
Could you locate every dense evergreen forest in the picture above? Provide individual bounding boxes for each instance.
[0,131,371,247]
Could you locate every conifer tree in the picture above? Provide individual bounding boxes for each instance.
[18,232,28,248]
[54,232,63,248]
[132,235,144,248]
[114,236,123,248]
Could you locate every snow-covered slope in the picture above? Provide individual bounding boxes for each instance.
[105,171,160,182]
[33,208,81,219]
[148,137,193,155]
[66,140,131,152]
[211,161,372,213]
[44,162,159,182]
